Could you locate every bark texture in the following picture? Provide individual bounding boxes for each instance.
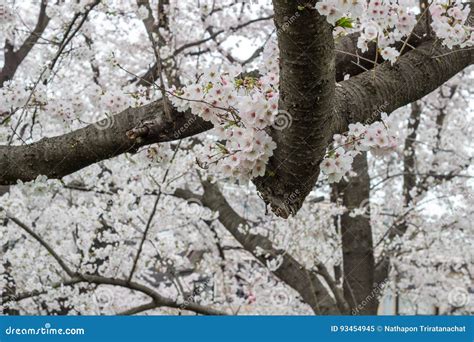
[333,153,377,314]
[333,41,473,133]
[0,102,211,184]
[253,0,335,218]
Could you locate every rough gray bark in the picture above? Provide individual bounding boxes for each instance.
[0,102,211,184]
[253,0,335,218]
[333,41,473,133]
[332,153,377,315]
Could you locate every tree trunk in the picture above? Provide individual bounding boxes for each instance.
[333,153,378,314]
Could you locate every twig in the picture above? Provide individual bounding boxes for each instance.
[1,207,76,278]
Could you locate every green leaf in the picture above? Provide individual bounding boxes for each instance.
[216,143,229,154]
[336,17,353,28]
[224,121,238,129]
[204,82,213,92]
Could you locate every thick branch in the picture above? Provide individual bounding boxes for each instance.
[0,101,211,185]
[253,1,336,218]
[333,40,473,133]
[7,274,225,315]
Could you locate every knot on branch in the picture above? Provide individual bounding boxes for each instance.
[126,119,162,141]
[126,125,149,141]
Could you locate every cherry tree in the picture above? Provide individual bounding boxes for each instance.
[0,0,472,315]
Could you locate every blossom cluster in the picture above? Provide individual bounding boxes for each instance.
[430,2,473,49]
[0,83,28,113]
[170,44,280,182]
[320,114,397,183]
[0,4,15,41]
[98,88,131,114]
[315,0,472,65]
[315,0,417,64]
[0,79,140,124]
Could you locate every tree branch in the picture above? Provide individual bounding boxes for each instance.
[0,1,50,86]
[333,40,473,133]
[253,0,336,218]
[1,207,76,278]
[0,101,211,185]
[174,181,341,314]
[334,15,427,81]
[1,208,226,315]
[6,275,226,315]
